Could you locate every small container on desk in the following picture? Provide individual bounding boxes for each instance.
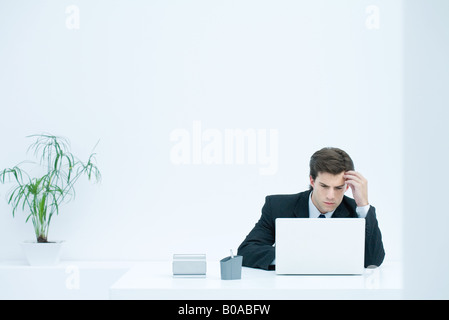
[220,250,242,280]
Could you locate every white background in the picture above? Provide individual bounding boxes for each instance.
[0,1,402,263]
[403,0,449,298]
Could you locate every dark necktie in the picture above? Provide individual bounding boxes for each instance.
[319,214,326,218]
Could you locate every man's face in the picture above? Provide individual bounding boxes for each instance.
[310,172,349,214]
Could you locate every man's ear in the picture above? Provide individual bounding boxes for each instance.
[309,175,315,188]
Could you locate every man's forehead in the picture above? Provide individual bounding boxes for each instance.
[315,172,346,185]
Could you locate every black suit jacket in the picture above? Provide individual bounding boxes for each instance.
[237,190,385,270]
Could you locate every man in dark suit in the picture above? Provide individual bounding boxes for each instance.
[237,147,385,270]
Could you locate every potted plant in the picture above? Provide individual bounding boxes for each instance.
[0,134,101,265]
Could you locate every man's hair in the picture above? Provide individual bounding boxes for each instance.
[309,147,354,189]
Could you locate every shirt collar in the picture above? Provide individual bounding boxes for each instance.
[308,191,335,218]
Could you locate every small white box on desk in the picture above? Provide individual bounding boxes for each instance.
[172,254,206,278]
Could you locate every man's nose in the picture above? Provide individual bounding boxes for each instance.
[327,189,335,200]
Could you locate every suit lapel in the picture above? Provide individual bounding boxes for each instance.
[293,190,311,218]
[332,199,351,218]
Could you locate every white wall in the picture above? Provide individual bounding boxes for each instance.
[403,0,449,299]
[0,1,403,262]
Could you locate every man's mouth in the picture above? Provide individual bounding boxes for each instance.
[324,202,334,206]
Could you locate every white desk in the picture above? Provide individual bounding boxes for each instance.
[109,261,402,300]
[0,260,134,299]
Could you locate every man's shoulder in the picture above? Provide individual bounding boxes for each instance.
[262,190,309,219]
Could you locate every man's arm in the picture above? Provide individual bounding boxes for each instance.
[364,205,385,267]
[344,171,385,267]
[237,196,276,270]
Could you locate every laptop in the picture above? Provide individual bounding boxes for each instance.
[275,218,365,275]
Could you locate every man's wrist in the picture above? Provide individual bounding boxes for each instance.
[356,204,370,218]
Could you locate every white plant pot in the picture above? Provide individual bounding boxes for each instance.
[20,241,64,266]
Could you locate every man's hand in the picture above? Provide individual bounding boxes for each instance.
[343,171,369,207]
